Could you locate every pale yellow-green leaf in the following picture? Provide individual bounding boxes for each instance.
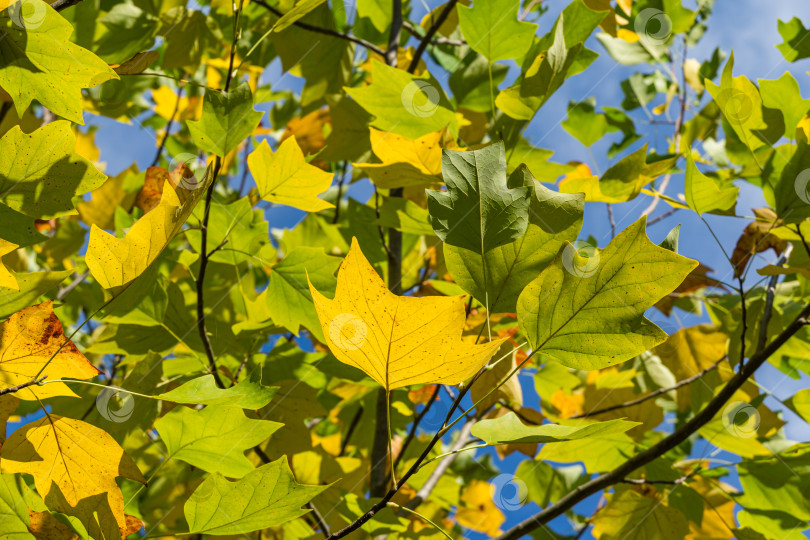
[248,137,334,212]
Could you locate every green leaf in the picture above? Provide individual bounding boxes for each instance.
[272,0,328,32]
[787,388,810,423]
[95,3,158,64]
[427,142,531,254]
[592,489,689,540]
[457,0,538,63]
[0,205,46,247]
[471,412,640,444]
[264,247,341,340]
[737,444,810,521]
[777,17,810,62]
[0,474,32,539]
[158,374,279,409]
[0,270,72,320]
[0,121,106,219]
[758,72,810,139]
[155,404,282,478]
[562,98,609,147]
[737,509,809,540]
[705,53,783,154]
[495,14,584,120]
[0,0,118,124]
[517,217,697,370]
[160,8,219,71]
[346,60,458,139]
[684,154,738,215]
[184,457,328,534]
[188,83,263,157]
[445,179,584,313]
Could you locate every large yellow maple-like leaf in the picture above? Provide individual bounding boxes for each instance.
[1,415,146,539]
[247,137,334,212]
[85,163,213,289]
[308,238,504,390]
[0,301,100,400]
[0,239,18,290]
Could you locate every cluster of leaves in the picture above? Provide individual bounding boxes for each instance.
[2,0,810,539]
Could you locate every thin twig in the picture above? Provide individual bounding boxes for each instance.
[252,0,386,57]
[151,86,184,167]
[647,207,679,226]
[394,385,441,469]
[573,357,725,419]
[56,269,90,301]
[338,404,364,456]
[408,0,458,74]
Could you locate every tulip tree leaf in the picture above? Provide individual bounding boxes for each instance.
[184,457,328,534]
[457,0,538,63]
[517,217,698,370]
[154,404,283,478]
[0,0,117,124]
[188,83,263,157]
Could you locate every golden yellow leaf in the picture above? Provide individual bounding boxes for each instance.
[308,238,504,390]
[355,128,447,189]
[456,479,505,536]
[685,475,736,540]
[0,301,100,400]
[248,137,334,212]
[86,164,213,289]
[550,389,584,419]
[0,394,19,449]
[281,108,330,156]
[72,127,100,164]
[1,416,146,540]
[152,86,203,122]
[0,238,19,290]
[77,164,139,230]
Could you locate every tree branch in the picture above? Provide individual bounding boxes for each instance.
[394,384,441,470]
[408,0,458,74]
[252,0,386,57]
[494,302,810,540]
[0,375,47,396]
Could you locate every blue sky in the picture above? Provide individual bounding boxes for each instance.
[75,0,810,537]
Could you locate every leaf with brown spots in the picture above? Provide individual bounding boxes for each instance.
[1,416,146,540]
[0,301,99,401]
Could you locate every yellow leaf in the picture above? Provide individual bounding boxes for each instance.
[308,238,504,390]
[152,86,203,122]
[0,239,19,290]
[355,128,448,189]
[86,164,214,289]
[281,108,330,156]
[77,163,139,230]
[1,416,146,540]
[248,137,334,212]
[72,127,100,164]
[685,475,736,540]
[654,326,728,410]
[456,479,505,536]
[550,389,584,419]
[0,301,100,400]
